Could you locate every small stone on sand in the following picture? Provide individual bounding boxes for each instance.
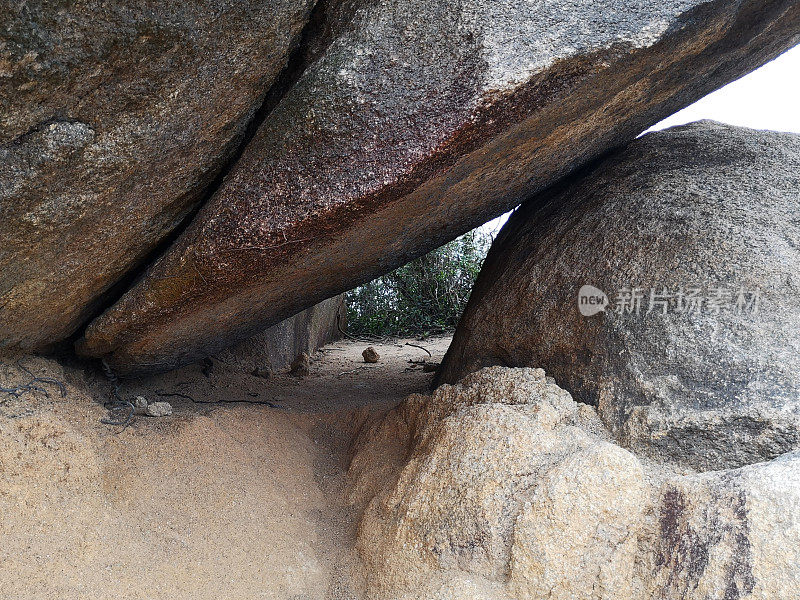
[145,401,173,417]
[362,347,380,363]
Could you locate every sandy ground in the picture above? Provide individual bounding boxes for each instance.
[0,336,451,600]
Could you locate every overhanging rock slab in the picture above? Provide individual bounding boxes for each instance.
[79,0,800,372]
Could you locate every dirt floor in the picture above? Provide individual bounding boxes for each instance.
[0,336,452,600]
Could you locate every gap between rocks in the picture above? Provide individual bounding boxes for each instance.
[66,0,332,357]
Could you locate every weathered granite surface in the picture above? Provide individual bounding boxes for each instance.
[0,0,315,352]
[80,0,800,372]
[438,122,800,471]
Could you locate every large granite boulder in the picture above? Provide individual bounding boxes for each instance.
[349,366,800,600]
[438,122,800,471]
[348,367,646,600]
[79,0,800,373]
[0,0,316,353]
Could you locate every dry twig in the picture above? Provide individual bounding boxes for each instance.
[405,342,432,356]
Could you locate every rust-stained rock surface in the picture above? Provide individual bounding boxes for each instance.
[647,451,800,599]
[80,0,800,373]
[437,121,800,472]
[0,0,316,352]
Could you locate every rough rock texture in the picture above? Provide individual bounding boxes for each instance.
[214,295,344,375]
[0,0,316,352]
[647,451,800,599]
[349,366,800,599]
[80,0,800,373]
[438,122,800,471]
[348,367,646,599]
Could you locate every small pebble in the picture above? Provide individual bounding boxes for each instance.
[362,347,380,363]
[145,401,173,417]
[290,352,311,377]
[251,367,272,379]
[133,395,149,415]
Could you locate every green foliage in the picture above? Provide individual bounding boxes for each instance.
[345,229,494,337]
